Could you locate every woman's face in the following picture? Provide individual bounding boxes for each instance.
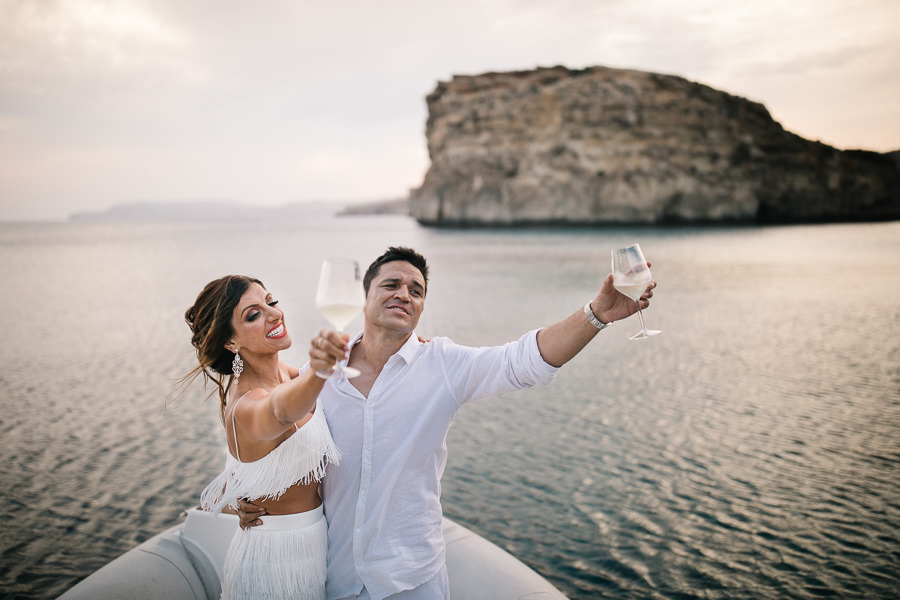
[229,282,291,356]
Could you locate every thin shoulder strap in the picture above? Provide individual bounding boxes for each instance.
[230,390,252,462]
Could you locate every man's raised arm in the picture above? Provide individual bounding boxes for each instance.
[536,272,656,367]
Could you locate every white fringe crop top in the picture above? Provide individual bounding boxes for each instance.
[200,395,341,513]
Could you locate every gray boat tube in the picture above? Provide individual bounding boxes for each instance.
[58,508,568,599]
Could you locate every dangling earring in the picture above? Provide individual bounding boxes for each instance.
[232,350,244,384]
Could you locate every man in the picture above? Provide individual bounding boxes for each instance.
[240,246,657,599]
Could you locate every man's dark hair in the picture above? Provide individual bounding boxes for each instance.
[363,246,429,296]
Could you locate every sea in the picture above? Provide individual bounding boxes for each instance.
[1,211,899,599]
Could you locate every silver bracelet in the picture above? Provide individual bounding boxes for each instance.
[583,302,611,330]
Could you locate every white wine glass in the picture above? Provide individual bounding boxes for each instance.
[611,243,661,340]
[315,258,366,378]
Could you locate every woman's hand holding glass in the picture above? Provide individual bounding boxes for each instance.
[315,258,365,378]
[309,330,350,376]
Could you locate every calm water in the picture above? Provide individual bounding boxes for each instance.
[1,214,899,599]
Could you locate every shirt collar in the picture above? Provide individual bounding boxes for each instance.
[394,331,421,364]
[350,330,421,365]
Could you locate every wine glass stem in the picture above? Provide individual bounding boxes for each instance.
[635,300,647,332]
[333,327,344,374]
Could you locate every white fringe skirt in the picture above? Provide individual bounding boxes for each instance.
[221,504,327,600]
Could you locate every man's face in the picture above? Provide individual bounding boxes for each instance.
[364,260,426,335]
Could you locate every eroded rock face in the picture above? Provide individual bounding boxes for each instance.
[409,66,900,226]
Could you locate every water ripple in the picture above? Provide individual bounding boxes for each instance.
[4,221,900,599]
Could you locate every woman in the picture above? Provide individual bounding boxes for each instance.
[182,275,347,600]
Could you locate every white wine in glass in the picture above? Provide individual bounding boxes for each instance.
[315,258,365,378]
[611,243,661,340]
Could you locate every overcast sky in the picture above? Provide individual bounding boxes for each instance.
[2,0,898,221]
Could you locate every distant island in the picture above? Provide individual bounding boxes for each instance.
[337,197,410,216]
[69,199,409,222]
[409,65,900,226]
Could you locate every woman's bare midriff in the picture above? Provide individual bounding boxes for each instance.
[251,480,322,515]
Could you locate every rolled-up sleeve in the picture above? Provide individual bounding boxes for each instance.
[436,329,559,405]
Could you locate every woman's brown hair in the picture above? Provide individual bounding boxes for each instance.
[175,275,264,419]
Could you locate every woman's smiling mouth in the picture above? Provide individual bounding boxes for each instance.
[266,323,286,338]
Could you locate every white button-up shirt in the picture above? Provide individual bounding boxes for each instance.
[317,329,558,600]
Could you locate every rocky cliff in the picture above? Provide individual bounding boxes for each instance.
[409,66,900,226]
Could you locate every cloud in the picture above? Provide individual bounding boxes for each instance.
[0,0,204,87]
